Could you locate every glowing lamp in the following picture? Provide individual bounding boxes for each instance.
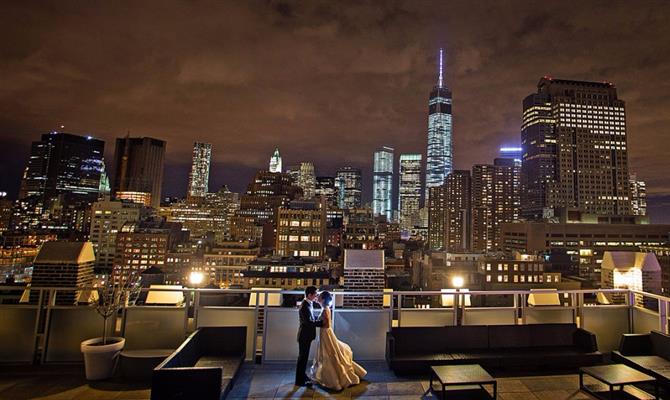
[189,271,204,286]
[452,275,465,289]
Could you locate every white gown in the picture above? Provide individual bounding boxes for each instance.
[309,307,367,391]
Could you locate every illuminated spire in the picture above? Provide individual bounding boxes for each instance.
[438,48,444,88]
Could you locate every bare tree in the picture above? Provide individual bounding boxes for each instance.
[94,274,141,345]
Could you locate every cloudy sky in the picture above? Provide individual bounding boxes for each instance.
[1,1,669,221]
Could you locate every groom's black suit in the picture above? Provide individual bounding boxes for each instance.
[295,299,323,385]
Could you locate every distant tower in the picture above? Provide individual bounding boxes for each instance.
[298,162,317,199]
[398,154,422,232]
[188,142,212,199]
[629,173,647,216]
[269,147,282,173]
[425,48,453,203]
[336,167,362,209]
[372,146,394,220]
[112,136,166,208]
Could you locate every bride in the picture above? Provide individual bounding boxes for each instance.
[309,291,367,391]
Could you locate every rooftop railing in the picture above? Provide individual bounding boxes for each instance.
[0,286,668,365]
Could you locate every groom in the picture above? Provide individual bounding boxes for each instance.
[295,286,323,386]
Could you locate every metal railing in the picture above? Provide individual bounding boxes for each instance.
[0,286,668,364]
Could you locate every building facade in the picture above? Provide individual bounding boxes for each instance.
[471,158,520,252]
[187,142,212,199]
[15,132,105,233]
[372,147,394,221]
[297,162,316,199]
[275,201,326,258]
[398,154,422,232]
[629,173,647,216]
[521,77,631,220]
[89,198,142,273]
[336,166,362,210]
[315,176,339,209]
[112,136,166,208]
[501,220,670,282]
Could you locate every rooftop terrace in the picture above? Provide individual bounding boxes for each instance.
[1,286,668,399]
[3,361,661,399]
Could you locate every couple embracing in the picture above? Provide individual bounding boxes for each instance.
[295,286,367,391]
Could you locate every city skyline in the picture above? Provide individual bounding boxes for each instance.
[0,2,669,222]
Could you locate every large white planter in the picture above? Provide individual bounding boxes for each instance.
[81,337,125,380]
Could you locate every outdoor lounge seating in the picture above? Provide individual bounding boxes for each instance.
[612,331,670,389]
[151,327,246,400]
[386,323,602,375]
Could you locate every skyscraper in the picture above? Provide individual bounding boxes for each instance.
[315,176,339,208]
[372,146,394,220]
[521,77,631,220]
[187,142,212,199]
[335,167,362,209]
[269,147,282,173]
[297,162,317,199]
[629,173,647,216]
[471,158,520,252]
[398,154,422,232]
[90,197,142,272]
[112,136,166,208]
[15,132,105,232]
[425,48,453,201]
[427,171,471,251]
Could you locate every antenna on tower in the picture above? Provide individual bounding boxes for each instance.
[438,48,444,88]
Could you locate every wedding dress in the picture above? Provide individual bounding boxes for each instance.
[309,307,367,391]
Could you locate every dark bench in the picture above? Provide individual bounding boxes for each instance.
[386,323,602,375]
[151,327,246,400]
[612,331,670,389]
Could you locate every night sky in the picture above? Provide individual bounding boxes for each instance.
[1,1,669,221]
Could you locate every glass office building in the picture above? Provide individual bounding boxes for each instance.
[425,48,453,202]
[372,146,394,220]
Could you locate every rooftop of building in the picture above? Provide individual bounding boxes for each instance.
[0,362,625,400]
[1,286,668,399]
[33,241,95,265]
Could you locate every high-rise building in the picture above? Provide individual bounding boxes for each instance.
[372,147,394,220]
[276,200,326,258]
[630,173,647,216]
[0,194,13,234]
[471,158,520,252]
[521,77,631,220]
[269,147,282,173]
[30,241,95,305]
[112,136,166,208]
[15,132,105,233]
[315,176,339,209]
[187,142,212,199]
[425,48,453,201]
[429,171,471,252]
[428,186,446,250]
[232,171,301,246]
[336,167,362,209]
[89,198,142,273]
[297,162,317,199]
[398,154,422,232]
[112,219,186,285]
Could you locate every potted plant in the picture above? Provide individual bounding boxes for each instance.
[80,275,140,380]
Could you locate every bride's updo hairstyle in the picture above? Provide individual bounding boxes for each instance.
[319,291,333,307]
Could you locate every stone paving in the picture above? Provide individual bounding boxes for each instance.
[0,362,661,399]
